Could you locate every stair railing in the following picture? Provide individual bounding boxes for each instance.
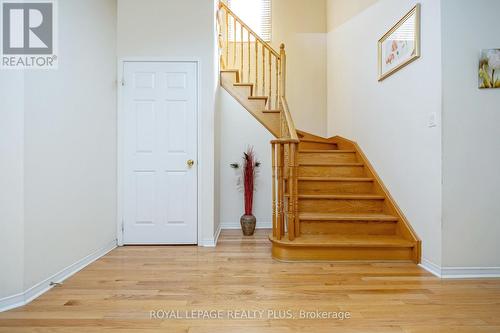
[271,97,299,241]
[217,2,281,110]
[217,2,299,240]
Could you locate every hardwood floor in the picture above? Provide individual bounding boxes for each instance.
[1,229,499,332]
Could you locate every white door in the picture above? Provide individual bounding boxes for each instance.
[123,61,197,244]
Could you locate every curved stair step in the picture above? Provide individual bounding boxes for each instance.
[270,234,417,261]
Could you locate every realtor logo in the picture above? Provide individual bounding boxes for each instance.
[1,0,58,69]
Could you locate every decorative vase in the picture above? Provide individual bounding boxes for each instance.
[240,214,256,236]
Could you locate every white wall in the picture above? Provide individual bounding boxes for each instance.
[0,72,25,299]
[216,89,274,229]
[22,0,118,289]
[441,0,500,267]
[326,0,378,32]
[327,0,443,265]
[272,0,327,136]
[117,0,217,244]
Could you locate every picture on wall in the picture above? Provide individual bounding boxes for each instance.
[479,49,500,89]
[378,4,421,81]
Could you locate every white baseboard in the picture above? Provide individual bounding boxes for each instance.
[420,258,500,279]
[221,220,272,230]
[419,258,442,278]
[199,223,222,247]
[0,239,117,312]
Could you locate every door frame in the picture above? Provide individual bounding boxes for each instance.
[117,57,201,246]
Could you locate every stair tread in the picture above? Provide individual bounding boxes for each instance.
[299,212,398,221]
[299,138,334,144]
[298,177,373,182]
[298,194,385,200]
[299,149,356,153]
[233,83,253,86]
[299,162,364,166]
[272,234,415,248]
[262,109,281,113]
[248,96,268,100]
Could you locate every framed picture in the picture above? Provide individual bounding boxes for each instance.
[479,49,500,89]
[378,4,421,81]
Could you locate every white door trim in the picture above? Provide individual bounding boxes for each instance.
[117,57,202,246]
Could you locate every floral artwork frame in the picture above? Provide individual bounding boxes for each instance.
[479,49,500,89]
[378,4,421,81]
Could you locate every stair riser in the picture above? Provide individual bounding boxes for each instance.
[298,165,365,177]
[233,85,252,96]
[298,181,374,194]
[221,72,238,83]
[246,99,267,110]
[299,152,358,164]
[300,221,397,235]
[272,245,414,261]
[299,199,385,214]
[299,142,338,150]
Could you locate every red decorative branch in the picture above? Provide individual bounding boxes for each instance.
[243,147,256,215]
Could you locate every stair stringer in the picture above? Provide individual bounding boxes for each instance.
[220,70,281,137]
[329,135,421,263]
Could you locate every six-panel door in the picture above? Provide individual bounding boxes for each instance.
[123,61,197,244]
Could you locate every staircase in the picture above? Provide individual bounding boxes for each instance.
[217,2,421,263]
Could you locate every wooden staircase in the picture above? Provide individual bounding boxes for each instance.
[217,2,421,263]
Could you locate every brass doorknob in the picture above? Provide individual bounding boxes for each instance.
[187,159,195,168]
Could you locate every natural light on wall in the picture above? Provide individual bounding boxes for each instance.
[228,0,271,41]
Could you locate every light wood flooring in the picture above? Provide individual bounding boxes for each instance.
[1,229,499,332]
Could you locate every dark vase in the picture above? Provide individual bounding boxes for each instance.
[240,214,256,236]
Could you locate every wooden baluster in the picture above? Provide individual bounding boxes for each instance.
[288,143,296,241]
[255,41,258,94]
[262,46,265,96]
[278,57,282,109]
[247,31,250,84]
[268,51,272,109]
[293,142,299,237]
[240,24,243,81]
[276,143,283,239]
[233,17,236,67]
[275,57,279,109]
[225,11,229,68]
[271,142,277,238]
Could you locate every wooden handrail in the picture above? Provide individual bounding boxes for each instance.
[280,97,298,141]
[219,2,280,58]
